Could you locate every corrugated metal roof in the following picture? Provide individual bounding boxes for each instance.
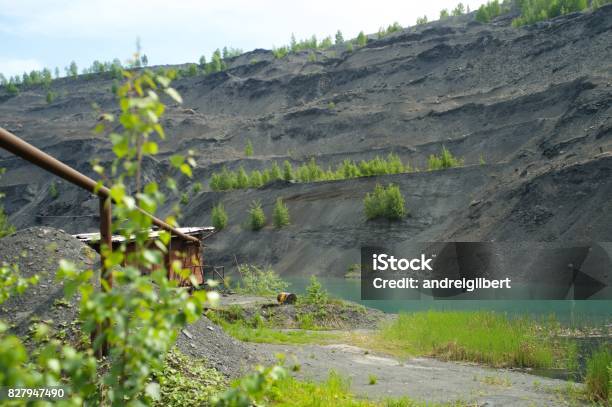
[73,226,215,243]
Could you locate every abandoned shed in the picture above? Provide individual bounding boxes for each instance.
[73,226,216,287]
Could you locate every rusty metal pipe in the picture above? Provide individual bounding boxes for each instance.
[0,127,198,243]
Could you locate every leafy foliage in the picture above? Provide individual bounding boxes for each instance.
[272,198,290,228]
[154,348,226,407]
[440,9,450,19]
[235,264,288,296]
[364,184,406,221]
[212,203,228,230]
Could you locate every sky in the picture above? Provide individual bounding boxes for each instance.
[0,0,489,77]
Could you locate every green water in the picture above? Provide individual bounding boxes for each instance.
[284,276,612,326]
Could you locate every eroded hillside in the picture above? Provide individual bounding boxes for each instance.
[1,6,611,276]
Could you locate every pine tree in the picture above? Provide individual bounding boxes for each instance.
[335,30,344,45]
[211,203,228,230]
[245,140,253,157]
[248,201,266,230]
[236,166,249,189]
[283,160,293,181]
[272,198,290,228]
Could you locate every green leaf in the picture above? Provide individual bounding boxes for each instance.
[180,163,192,178]
[143,141,158,154]
[169,155,184,167]
[164,87,183,104]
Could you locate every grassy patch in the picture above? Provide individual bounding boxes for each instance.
[267,371,465,407]
[206,309,338,345]
[371,311,570,368]
[585,347,611,403]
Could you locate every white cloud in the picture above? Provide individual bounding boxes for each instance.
[0,58,43,77]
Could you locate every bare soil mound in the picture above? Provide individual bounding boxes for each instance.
[0,227,98,344]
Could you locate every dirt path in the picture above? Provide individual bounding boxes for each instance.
[247,342,585,406]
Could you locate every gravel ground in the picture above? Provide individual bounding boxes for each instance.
[249,342,588,406]
[176,315,261,378]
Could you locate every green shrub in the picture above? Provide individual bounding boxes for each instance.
[236,166,249,189]
[6,82,19,96]
[357,31,367,47]
[0,206,14,238]
[364,184,406,220]
[282,160,293,181]
[0,170,15,239]
[236,264,288,295]
[427,146,463,170]
[452,2,466,15]
[368,374,377,385]
[249,170,264,188]
[272,198,290,228]
[303,276,329,306]
[248,200,266,230]
[192,182,203,194]
[211,203,228,230]
[45,91,56,104]
[476,0,508,22]
[513,0,588,26]
[346,42,354,52]
[416,15,429,24]
[49,180,59,199]
[585,348,611,403]
[244,140,253,157]
[440,9,450,19]
[272,46,289,59]
[270,162,282,181]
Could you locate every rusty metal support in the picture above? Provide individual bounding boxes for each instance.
[99,197,113,290]
[0,127,198,243]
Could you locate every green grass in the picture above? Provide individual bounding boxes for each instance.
[221,322,337,344]
[267,371,466,407]
[376,311,568,368]
[206,309,337,345]
[585,347,611,403]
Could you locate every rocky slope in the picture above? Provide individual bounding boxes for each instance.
[1,6,611,277]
